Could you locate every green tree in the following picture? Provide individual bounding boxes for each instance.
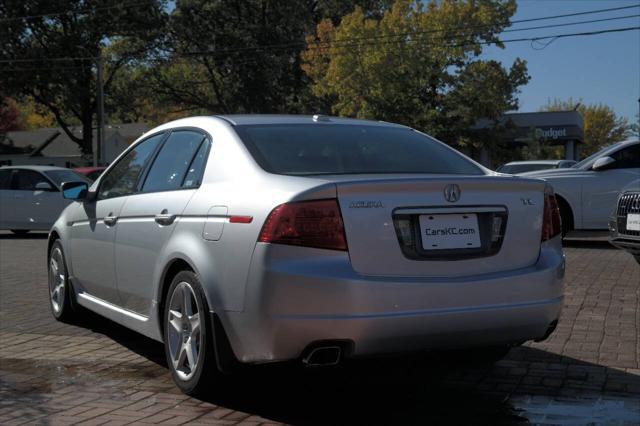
[0,0,167,154]
[540,98,632,157]
[150,0,393,116]
[302,0,529,146]
[0,96,24,134]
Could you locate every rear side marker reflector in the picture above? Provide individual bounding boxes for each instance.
[229,216,253,224]
[541,186,562,241]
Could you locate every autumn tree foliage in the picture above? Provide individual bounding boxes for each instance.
[301,0,529,145]
[541,98,633,157]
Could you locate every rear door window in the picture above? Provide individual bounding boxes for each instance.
[0,170,11,189]
[183,138,211,188]
[142,130,207,192]
[13,170,51,191]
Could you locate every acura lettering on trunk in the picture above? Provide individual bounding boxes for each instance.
[48,115,565,395]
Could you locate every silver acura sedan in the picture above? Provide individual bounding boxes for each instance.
[48,115,565,394]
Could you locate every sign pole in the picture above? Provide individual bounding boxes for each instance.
[96,54,105,166]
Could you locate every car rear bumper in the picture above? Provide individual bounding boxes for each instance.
[221,238,565,364]
[609,237,640,255]
[609,217,640,255]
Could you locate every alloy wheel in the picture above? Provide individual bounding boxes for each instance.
[49,247,66,315]
[167,281,202,381]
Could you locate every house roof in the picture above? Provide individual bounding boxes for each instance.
[0,123,149,157]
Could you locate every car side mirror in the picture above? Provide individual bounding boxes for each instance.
[35,181,54,191]
[592,156,615,171]
[61,181,89,200]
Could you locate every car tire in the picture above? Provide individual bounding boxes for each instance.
[163,270,218,396]
[557,201,572,238]
[11,229,29,235]
[48,241,77,322]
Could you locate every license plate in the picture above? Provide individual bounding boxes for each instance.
[419,213,481,250]
[627,213,640,231]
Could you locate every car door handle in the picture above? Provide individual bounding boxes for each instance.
[155,211,176,226]
[103,214,118,226]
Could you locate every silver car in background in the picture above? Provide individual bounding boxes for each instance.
[609,179,640,264]
[0,165,89,234]
[521,140,640,235]
[48,115,565,395]
[496,159,576,175]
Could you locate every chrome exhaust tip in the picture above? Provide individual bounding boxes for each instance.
[302,346,342,367]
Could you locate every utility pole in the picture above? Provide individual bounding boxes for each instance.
[95,54,105,166]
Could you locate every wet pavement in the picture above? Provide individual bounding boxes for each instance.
[0,232,639,425]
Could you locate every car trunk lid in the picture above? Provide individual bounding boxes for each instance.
[336,176,546,277]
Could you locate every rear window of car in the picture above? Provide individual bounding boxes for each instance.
[235,124,483,176]
[44,170,90,186]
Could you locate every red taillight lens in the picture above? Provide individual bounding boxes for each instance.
[541,187,562,241]
[258,199,348,251]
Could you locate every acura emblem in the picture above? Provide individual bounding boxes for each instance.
[443,184,461,203]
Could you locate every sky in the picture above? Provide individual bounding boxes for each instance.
[482,0,640,122]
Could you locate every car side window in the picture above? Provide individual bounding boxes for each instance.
[183,137,211,188]
[13,170,50,191]
[0,170,11,190]
[609,144,640,169]
[99,133,164,200]
[142,130,207,193]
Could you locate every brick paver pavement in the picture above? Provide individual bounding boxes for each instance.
[1,232,639,425]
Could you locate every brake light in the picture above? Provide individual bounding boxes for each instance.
[258,199,348,251]
[541,187,562,241]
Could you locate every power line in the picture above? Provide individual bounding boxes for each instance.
[176,26,640,70]
[180,13,640,57]
[1,5,639,65]
[1,25,638,71]
[0,56,96,64]
[0,1,155,23]
[313,5,640,47]
[507,4,639,24]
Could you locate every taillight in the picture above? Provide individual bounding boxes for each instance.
[541,186,562,241]
[258,199,348,251]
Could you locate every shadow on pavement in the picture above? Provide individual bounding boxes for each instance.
[0,231,48,239]
[67,311,640,425]
[562,239,615,250]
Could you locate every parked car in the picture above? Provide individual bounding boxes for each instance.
[0,165,90,234]
[520,140,640,235]
[496,160,576,174]
[73,166,106,182]
[48,115,564,395]
[609,179,640,264]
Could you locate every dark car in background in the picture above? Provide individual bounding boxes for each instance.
[496,160,577,175]
[73,166,107,181]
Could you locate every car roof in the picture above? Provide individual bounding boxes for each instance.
[0,165,71,172]
[73,166,105,172]
[212,114,408,128]
[503,160,567,166]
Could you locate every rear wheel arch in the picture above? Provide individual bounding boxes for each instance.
[158,258,196,333]
[555,194,574,235]
[47,231,61,260]
[157,257,239,374]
